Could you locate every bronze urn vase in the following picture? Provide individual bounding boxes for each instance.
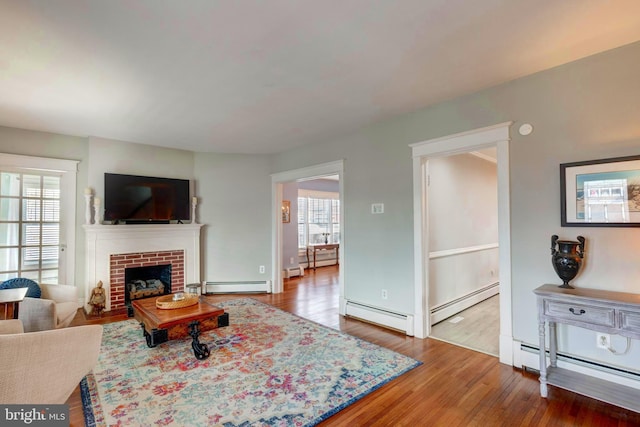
[551,235,585,289]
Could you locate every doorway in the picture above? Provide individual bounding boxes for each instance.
[271,161,344,314]
[282,176,340,278]
[427,150,499,356]
[411,122,514,365]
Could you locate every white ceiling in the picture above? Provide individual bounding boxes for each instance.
[1,1,640,154]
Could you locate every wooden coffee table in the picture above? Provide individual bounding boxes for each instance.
[132,296,229,360]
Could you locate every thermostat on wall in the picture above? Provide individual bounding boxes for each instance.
[371,203,384,214]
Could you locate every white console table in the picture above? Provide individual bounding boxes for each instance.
[534,284,640,412]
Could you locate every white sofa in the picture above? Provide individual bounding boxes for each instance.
[0,319,103,404]
[18,283,79,332]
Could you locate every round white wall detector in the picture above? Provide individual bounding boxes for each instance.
[519,123,533,136]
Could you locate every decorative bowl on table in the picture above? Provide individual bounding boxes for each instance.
[156,293,199,309]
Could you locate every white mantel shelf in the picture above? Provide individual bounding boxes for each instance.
[83,223,203,312]
[83,223,202,235]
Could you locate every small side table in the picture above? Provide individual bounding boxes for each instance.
[0,287,29,319]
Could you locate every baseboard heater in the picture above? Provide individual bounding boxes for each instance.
[345,301,414,336]
[430,282,499,324]
[203,280,271,294]
[283,266,304,279]
[520,343,640,382]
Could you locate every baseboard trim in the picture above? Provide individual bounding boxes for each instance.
[430,282,499,324]
[345,300,414,336]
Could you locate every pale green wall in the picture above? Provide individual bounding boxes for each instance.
[87,137,195,202]
[272,41,640,369]
[0,132,272,297]
[272,126,417,313]
[194,152,271,282]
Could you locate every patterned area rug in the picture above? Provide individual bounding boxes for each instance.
[81,298,421,426]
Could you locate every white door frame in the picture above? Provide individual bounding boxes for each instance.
[270,160,344,303]
[410,122,514,365]
[0,152,78,287]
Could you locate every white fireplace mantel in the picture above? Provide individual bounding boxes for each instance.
[83,224,203,311]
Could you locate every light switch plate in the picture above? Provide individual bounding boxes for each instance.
[371,203,384,214]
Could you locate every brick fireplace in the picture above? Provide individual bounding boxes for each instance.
[83,224,202,313]
[109,250,185,310]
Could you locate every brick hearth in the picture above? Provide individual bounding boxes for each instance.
[109,250,185,310]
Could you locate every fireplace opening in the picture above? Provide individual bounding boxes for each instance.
[125,264,172,315]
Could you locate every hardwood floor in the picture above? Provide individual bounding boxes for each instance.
[66,266,640,426]
[431,294,500,356]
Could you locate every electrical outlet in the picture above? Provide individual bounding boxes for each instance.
[597,333,610,349]
[289,257,295,265]
[381,289,388,300]
[259,265,265,274]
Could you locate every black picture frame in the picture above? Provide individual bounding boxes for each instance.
[560,155,640,227]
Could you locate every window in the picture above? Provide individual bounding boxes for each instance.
[0,153,77,284]
[0,172,61,283]
[297,191,340,248]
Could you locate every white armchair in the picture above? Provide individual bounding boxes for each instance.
[0,319,103,404]
[19,283,79,332]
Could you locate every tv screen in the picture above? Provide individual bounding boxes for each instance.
[104,173,190,222]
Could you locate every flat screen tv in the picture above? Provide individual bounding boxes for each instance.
[104,173,190,223]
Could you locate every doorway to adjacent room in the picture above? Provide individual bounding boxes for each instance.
[271,161,344,309]
[410,122,513,365]
[427,150,500,356]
